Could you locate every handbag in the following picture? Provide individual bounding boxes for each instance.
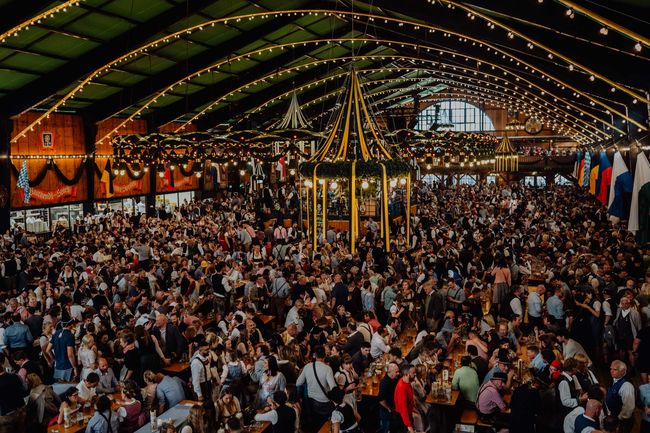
[310,362,334,415]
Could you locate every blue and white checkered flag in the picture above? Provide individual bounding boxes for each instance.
[16,160,30,203]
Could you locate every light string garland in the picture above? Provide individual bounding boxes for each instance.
[9,9,644,144]
[247,62,607,141]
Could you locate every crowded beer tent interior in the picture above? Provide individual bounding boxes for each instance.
[0,2,650,433]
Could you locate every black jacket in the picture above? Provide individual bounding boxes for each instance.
[152,323,186,360]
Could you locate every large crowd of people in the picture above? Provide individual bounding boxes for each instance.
[0,179,649,433]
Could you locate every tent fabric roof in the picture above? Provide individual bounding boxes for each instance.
[0,0,647,145]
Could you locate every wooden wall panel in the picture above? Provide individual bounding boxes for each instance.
[11,112,85,155]
[93,157,151,199]
[95,118,148,155]
[10,159,88,208]
[155,166,199,192]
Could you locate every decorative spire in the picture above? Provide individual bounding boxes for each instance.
[276,91,310,129]
[309,69,393,163]
[494,135,519,171]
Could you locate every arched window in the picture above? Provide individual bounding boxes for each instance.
[414,100,495,132]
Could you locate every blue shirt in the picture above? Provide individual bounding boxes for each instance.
[3,322,34,349]
[482,364,502,384]
[52,329,75,370]
[640,383,650,423]
[155,376,186,409]
[531,352,546,372]
[85,410,120,433]
[546,295,565,320]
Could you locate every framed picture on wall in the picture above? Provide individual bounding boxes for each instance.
[41,132,53,148]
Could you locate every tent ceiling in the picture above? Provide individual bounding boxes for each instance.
[0,0,647,145]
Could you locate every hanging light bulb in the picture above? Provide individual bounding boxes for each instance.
[390,179,398,188]
[599,27,608,35]
[318,179,325,185]
[399,178,407,186]
[361,179,369,189]
[634,42,642,52]
[289,168,296,176]
[304,180,313,188]
[330,181,338,190]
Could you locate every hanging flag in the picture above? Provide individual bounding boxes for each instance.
[276,157,286,181]
[629,152,650,243]
[588,153,600,195]
[164,164,174,191]
[16,160,31,203]
[607,152,633,219]
[582,152,591,188]
[100,160,113,198]
[577,153,586,187]
[573,151,582,179]
[596,152,612,205]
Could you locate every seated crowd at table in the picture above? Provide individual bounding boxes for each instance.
[0,180,649,433]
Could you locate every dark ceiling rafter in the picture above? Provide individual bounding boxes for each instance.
[0,0,216,117]
[86,13,642,139]
[192,42,387,131]
[368,0,648,111]
[256,66,597,140]
[190,39,614,139]
[146,27,368,128]
[0,1,645,147]
[451,0,649,87]
[0,0,56,36]
[82,12,304,123]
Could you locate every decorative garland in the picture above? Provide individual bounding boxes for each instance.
[11,158,88,187]
[299,160,411,179]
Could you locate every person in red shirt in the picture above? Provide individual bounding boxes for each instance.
[394,364,418,433]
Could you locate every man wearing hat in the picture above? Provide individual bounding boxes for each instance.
[476,371,509,426]
[482,353,514,391]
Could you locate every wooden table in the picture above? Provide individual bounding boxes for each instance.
[318,420,332,433]
[257,314,275,326]
[246,420,271,433]
[134,401,197,433]
[48,393,121,433]
[426,389,460,406]
[162,361,190,376]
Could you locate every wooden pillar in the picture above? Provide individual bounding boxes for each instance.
[82,117,97,216]
[0,118,12,233]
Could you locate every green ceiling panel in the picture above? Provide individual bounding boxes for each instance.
[3,27,50,48]
[0,69,39,90]
[234,39,269,56]
[199,0,251,21]
[73,82,123,100]
[152,39,209,62]
[64,12,136,41]
[190,71,232,87]
[168,81,205,96]
[166,14,210,33]
[30,33,99,58]
[41,6,87,28]
[184,24,237,45]
[0,52,66,74]
[121,54,176,75]
[101,0,174,23]
[98,70,149,87]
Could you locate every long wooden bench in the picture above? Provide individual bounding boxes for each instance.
[460,408,494,431]
[460,408,478,425]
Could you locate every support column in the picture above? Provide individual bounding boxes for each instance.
[0,118,13,234]
[146,121,157,217]
[82,117,97,216]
